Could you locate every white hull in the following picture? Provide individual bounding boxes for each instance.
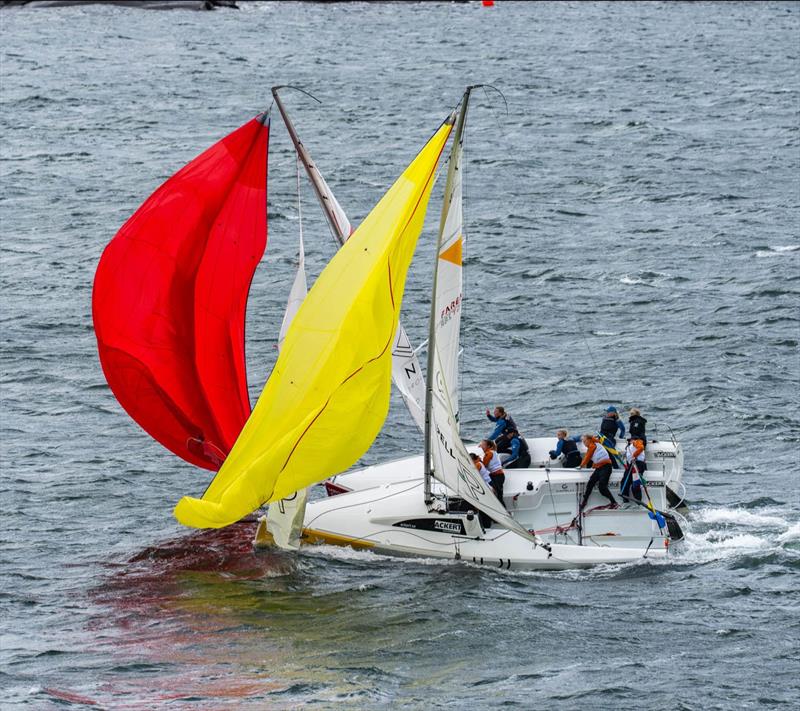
[256,480,672,570]
[254,437,684,570]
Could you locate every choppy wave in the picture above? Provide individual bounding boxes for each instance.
[694,507,791,529]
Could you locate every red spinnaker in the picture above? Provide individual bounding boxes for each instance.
[93,114,269,470]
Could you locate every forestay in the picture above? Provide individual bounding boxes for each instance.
[174,116,455,529]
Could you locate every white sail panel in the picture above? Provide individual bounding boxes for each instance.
[389,325,425,431]
[306,158,354,240]
[278,232,307,348]
[266,488,307,550]
[434,123,465,426]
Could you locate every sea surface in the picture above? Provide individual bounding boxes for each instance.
[1,1,799,708]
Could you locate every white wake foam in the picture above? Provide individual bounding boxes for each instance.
[755,244,799,257]
[777,522,800,544]
[619,275,645,285]
[677,505,796,564]
[696,507,788,528]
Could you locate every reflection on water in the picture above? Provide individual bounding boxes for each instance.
[88,520,303,704]
[83,520,506,706]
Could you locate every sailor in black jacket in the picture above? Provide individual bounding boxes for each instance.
[628,408,647,441]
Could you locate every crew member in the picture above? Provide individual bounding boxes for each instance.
[600,406,625,448]
[480,439,506,504]
[504,431,531,469]
[628,408,647,441]
[578,433,617,510]
[470,452,492,485]
[549,429,582,468]
[620,437,647,503]
[485,406,518,443]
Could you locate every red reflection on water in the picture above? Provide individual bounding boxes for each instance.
[83,517,299,706]
[44,688,100,706]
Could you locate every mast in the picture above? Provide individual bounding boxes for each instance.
[272,86,349,246]
[424,87,472,506]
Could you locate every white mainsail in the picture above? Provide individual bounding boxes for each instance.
[272,87,426,433]
[434,88,466,426]
[429,349,520,529]
[278,156,309,349]
[425,89,542,547]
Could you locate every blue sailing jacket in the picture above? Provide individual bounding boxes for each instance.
[487,413,518,441]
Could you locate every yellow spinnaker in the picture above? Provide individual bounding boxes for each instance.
[174,116,454,528]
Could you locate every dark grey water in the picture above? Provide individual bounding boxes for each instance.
[2,1,799,708]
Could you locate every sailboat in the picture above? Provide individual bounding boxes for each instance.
[255,88,687,569]
[93,87,685,571]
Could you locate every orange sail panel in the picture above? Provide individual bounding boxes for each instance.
[92,114,269,470]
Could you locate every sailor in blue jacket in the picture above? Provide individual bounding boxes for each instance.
[504,431,531,469]
[486,405,518,441]
[549,429,582,468]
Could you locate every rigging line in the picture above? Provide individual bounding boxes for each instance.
[454,85,510,428]
[459,96,470,418]
[575,315,613,403]
[454,93,475,429]
[544,466,577,545]
[478,84,509,142]
[474,84,509,117]
[272,84,322,105]
[295,152,304,251]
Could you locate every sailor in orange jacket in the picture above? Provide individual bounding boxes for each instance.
[620,437,647,502]
[577,434,617,510]
[479,438,506,504]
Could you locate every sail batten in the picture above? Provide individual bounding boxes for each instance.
[175,116,455,529]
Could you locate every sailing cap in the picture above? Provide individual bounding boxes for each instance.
[605,405,618,413]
